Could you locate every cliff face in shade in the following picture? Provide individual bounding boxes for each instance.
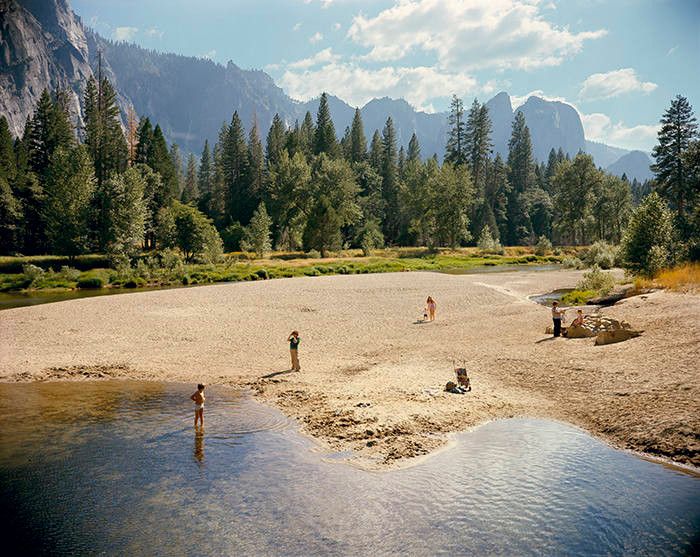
[484,91,514,160]
[0,0,93,136]
[517,96,586,163]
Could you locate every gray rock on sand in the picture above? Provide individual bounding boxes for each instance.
[595,329,643,345]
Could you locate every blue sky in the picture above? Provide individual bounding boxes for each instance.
[72,0,700,152]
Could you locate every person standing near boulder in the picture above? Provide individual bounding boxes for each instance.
[551,301,565,337]
[288,330,301,371]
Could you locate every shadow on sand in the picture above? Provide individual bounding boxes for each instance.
[261,369,296,379]
[535,336,558,344]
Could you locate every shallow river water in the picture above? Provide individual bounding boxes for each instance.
[0,381,697,556]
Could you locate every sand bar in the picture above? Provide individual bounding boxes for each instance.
[1,269,698,469]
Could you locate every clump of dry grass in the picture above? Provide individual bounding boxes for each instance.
[635,262,700,292]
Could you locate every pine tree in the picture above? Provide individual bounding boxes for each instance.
[407,132,421,162]
[349,108,367,163]
[313,92,338,156]
[182,153,199,204]
[466,100,493,190]
[27,89,74,176]
[651,95,698,217]
[303,195,342,257]
[197,140,212,212]
[505,110,536,244]
[0,116,19,252]
[381,117,400,243]
[135,117,154,165]
[445,94,466,166]
[340,126,352,161]
[222,112,249,224]
[266,113,286,168]
[285,120,302,158]
[83,75,127,186]
[241,202,272,256]
[151,125,178,201]
[368,130,383,172]
[13,128,45,254]
[300,111,315,158]
[246,119,265,218]
[126,105,139,165]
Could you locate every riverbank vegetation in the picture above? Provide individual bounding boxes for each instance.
[0,247,564,292]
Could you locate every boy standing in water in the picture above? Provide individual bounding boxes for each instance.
[190,384,205,427]
[288,330,301,371]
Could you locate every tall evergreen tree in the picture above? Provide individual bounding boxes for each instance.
[466,101,493,190]
[134,117,154,165]
[267,150,311,250]
[246,120,266,219]
[445,94,466,166]
[303,195,342,257]
[349,108,367,163]
[407,132,421,162]
[368,130,383,172]
[651,95,698,217]
[266,113,287,168]
[222,112,249,224]
[340,126,352,161]
[150,125,178,201]
[27,88,74,177]
[13,127,45,254]
[197,140,212,211]
[300,111,315,158]
[0,117,19,252]
[313,92,338,156]
[182,153,199,204]
[381,117,400,243]
[83,76,127,186]
[506,110,536,244]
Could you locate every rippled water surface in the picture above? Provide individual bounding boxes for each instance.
[0,380,697,556]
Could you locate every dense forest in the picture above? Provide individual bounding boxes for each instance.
[0,74,697,272]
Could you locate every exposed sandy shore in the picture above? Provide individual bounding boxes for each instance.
[1,269,698,469]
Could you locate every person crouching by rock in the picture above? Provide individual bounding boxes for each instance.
[551,301,566,337]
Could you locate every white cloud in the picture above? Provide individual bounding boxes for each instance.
[581,111,659,151]
[113,26,138,41]
[293,22,302,31]
[667,45,678,56]
[334,23,341,30]
[578,68,657,101]
[146,27,164,39]
[322,0,334,7]
[511,89,568,109]
[580,112,611,141]
[288,48,341,70]
[279,61,477,112]
[347,0,606,71]
[309,32,323,43]
[200,49,217,60]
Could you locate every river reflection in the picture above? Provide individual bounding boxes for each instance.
[0,380,697,556]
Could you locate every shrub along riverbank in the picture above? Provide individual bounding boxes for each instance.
[0,247,568,293]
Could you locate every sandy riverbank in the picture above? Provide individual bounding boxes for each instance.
[1,269,698,469]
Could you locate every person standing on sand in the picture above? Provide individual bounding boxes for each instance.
[288,330,301,371]
[427,296,437,321]
[190,384,205,427]
[551,301,565,337]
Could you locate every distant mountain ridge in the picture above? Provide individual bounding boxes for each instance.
[0,0,652,182]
